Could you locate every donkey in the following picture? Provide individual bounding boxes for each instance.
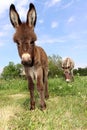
[62,57,74,82]
[9,3,49,110]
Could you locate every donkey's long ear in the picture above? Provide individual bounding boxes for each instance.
[9,4,21,28]
[26,3,37,27]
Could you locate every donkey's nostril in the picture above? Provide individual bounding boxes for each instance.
[21,60,32,66]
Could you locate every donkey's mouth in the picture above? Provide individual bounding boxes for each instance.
[21,60,34,67]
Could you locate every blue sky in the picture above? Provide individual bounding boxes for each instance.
[0,0,87,72]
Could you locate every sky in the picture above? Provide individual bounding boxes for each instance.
[0,0,87,73]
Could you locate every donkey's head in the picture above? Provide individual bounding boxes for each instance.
[9,3,37,66]
[62,65,71,82]
[62,58,72,82]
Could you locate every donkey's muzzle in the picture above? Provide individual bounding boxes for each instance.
[21,60,32,66]
[64,71,71,82]
[21,53,32,66]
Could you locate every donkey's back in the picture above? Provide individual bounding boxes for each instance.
[35,46,48,67]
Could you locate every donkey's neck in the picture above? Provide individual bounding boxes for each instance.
[33,45,41,67]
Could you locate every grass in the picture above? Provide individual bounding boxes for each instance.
[0,76,87,130]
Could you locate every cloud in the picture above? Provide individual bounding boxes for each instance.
[37,30,85,45]
[45,0,61,7]
[0,32,4,37]
[62,0,73,9]
[0,24,12,40]
[37,30,87,46]
[51,21,59,28]
[16,1,28,20]
[37,36,65,45]
[38,19,44,24]
[0,0,34,20]
[0,0,15,15]
[16,0,35,20]
[67,16,75,24]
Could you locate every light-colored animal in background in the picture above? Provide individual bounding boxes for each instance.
[9,3,49,110]
[62,57,74,82]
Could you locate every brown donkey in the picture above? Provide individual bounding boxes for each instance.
[9,3,49,110]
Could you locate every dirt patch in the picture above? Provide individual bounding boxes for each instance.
[9,93,28,99]
[0,105,23,130]
[0,93,28,129]
[48,96,60,103]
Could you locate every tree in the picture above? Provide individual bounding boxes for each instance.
[1,62,23,79]
[73,67,87,76]
[48,55,63,78]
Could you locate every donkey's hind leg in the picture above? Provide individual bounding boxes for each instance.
[43,68,49,99]
[36,67,46,110]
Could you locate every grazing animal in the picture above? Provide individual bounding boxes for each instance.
[9,3,49,110]
[62,57,74,82]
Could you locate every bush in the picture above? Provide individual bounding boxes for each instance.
[1,62,23,80]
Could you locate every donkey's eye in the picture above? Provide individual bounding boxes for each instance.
[30,41,34,45]
[16,42,20,46]
[67,66,70,69]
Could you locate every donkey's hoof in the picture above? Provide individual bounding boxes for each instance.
[30,107,35,110]
[40,103,46,110]
[30,105,35,110]
[45,95,49,100]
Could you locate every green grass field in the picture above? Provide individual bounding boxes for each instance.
[0,76,87,130]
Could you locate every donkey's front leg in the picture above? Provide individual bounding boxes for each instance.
[36,68,46,110]
[28,76,35,110]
